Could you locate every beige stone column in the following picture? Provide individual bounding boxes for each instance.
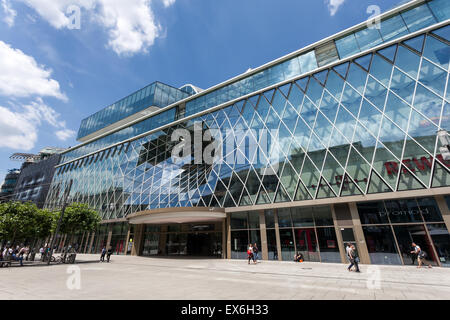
[106,224,113,250]
[274,210,282,261]
[222,218,227,259]
[131,224,144,256]
[259,211,269,261]
[331,204,348,264]
[435,195,450,232]
[226,214,231,259]
[124,227,131,256]
[348,202,371,265]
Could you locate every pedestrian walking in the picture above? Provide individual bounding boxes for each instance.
[100,247,106,262]
[347,244,360,273]
[346,243,354,271]
[247,244,253,265]
[411,242,432,269]
[106,247,113,263]
[252,243,259,263]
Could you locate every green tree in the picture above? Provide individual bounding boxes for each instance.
[0,201,56,244]
[59,203,101,235]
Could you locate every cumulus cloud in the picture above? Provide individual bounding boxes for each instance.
[0,99,75,150]
[326,0,345,16]
[0,40,67,100]
[18,0,176,56]
[1,0,16,27]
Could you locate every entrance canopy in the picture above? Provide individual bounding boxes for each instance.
[126,207,226,225]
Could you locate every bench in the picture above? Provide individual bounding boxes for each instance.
[0,255,23,267]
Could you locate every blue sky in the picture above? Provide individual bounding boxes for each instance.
[0,0,403,185]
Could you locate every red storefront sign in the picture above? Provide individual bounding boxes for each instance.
[384,154,450,175]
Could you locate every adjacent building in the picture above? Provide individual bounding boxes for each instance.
[45,0,450,266]
[0,169,21,202]
[12,148,65,208]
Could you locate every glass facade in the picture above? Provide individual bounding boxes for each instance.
[358,197,450,267]
[229,206,339,263]
[47,24,450,221]
[43,1,450,265]
[77,82,190,140]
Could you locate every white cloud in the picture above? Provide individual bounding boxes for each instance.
[1,0,16,27]
[55,128,76,141]
[162,0,175,8]
[326,0,345,16]
[0,40,67,101]
[0,99,75,150]
[19,0,176,56]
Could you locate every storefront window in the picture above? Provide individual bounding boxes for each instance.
[249,229,262,257]
[393,224,438,265]
[316,227,341,263]
[427,224,450,267]
[291,207,314,227]
[266,229,278,260]
[358,201,389,224]
[417,197,444,222]
[231,212,248,229]
[142,233,160,256]
[445,196,450,210]
[248,211,260,229]
[313,206,334,226]
[384,199,423,224]
[279,229,295,261]
[264,210,275,228]
[363,226,402,265]
[294,228,320,262]
[231,230,249,259]
[277,208,292,228]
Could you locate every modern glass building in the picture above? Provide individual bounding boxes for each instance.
[45,0,450,266]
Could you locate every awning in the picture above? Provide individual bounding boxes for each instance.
[126,207,226,225]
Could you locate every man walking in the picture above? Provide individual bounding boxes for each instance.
[347,244,360,273]
[106,246,113,263]
[411,242,432,268]
[252,243,259,263]
[100,247,106,262]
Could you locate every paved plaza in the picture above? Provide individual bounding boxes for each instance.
[1,254,450,300]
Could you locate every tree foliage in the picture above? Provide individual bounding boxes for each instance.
[59,203,101,235]
[0,201,56,243]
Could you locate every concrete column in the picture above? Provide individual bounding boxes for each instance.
[348,202,371,265]
[435,195,450,232]
[131,224,144,256]
[106,225,113,250]
[226,214,231,259]
[331,204,348,264]
[124,227,131,256]
[222,218,227,259]
[259,210,269,261]
[274,210,282,261]
[79,232,85,252]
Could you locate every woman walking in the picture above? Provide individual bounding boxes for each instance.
[247,244,253,265]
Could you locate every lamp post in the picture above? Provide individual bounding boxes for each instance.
[437,130,450,161]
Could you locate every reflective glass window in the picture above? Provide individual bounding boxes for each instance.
[231,230,248,259]
[316,227,340,263]
[294,228,320,262]
[313,206,333,226]
[379,15,409,42]
[231,212,248,229]
[400,4,436,33]
[363,226,402,265]
[355,27,383,51]
[291,207,314,227]
[423,35,450,71]
[335,34,360,59]
[427,224,450,267]
[248,211,260,229]
[277,208,292,228]
[266,229,278,260]
[393,224,439,266]
[428,0,450,22]
[358,201,389,224]
[279,229,295,261]
[417,197,444,222]
[384,199,423,223]
[298,51,318,74]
